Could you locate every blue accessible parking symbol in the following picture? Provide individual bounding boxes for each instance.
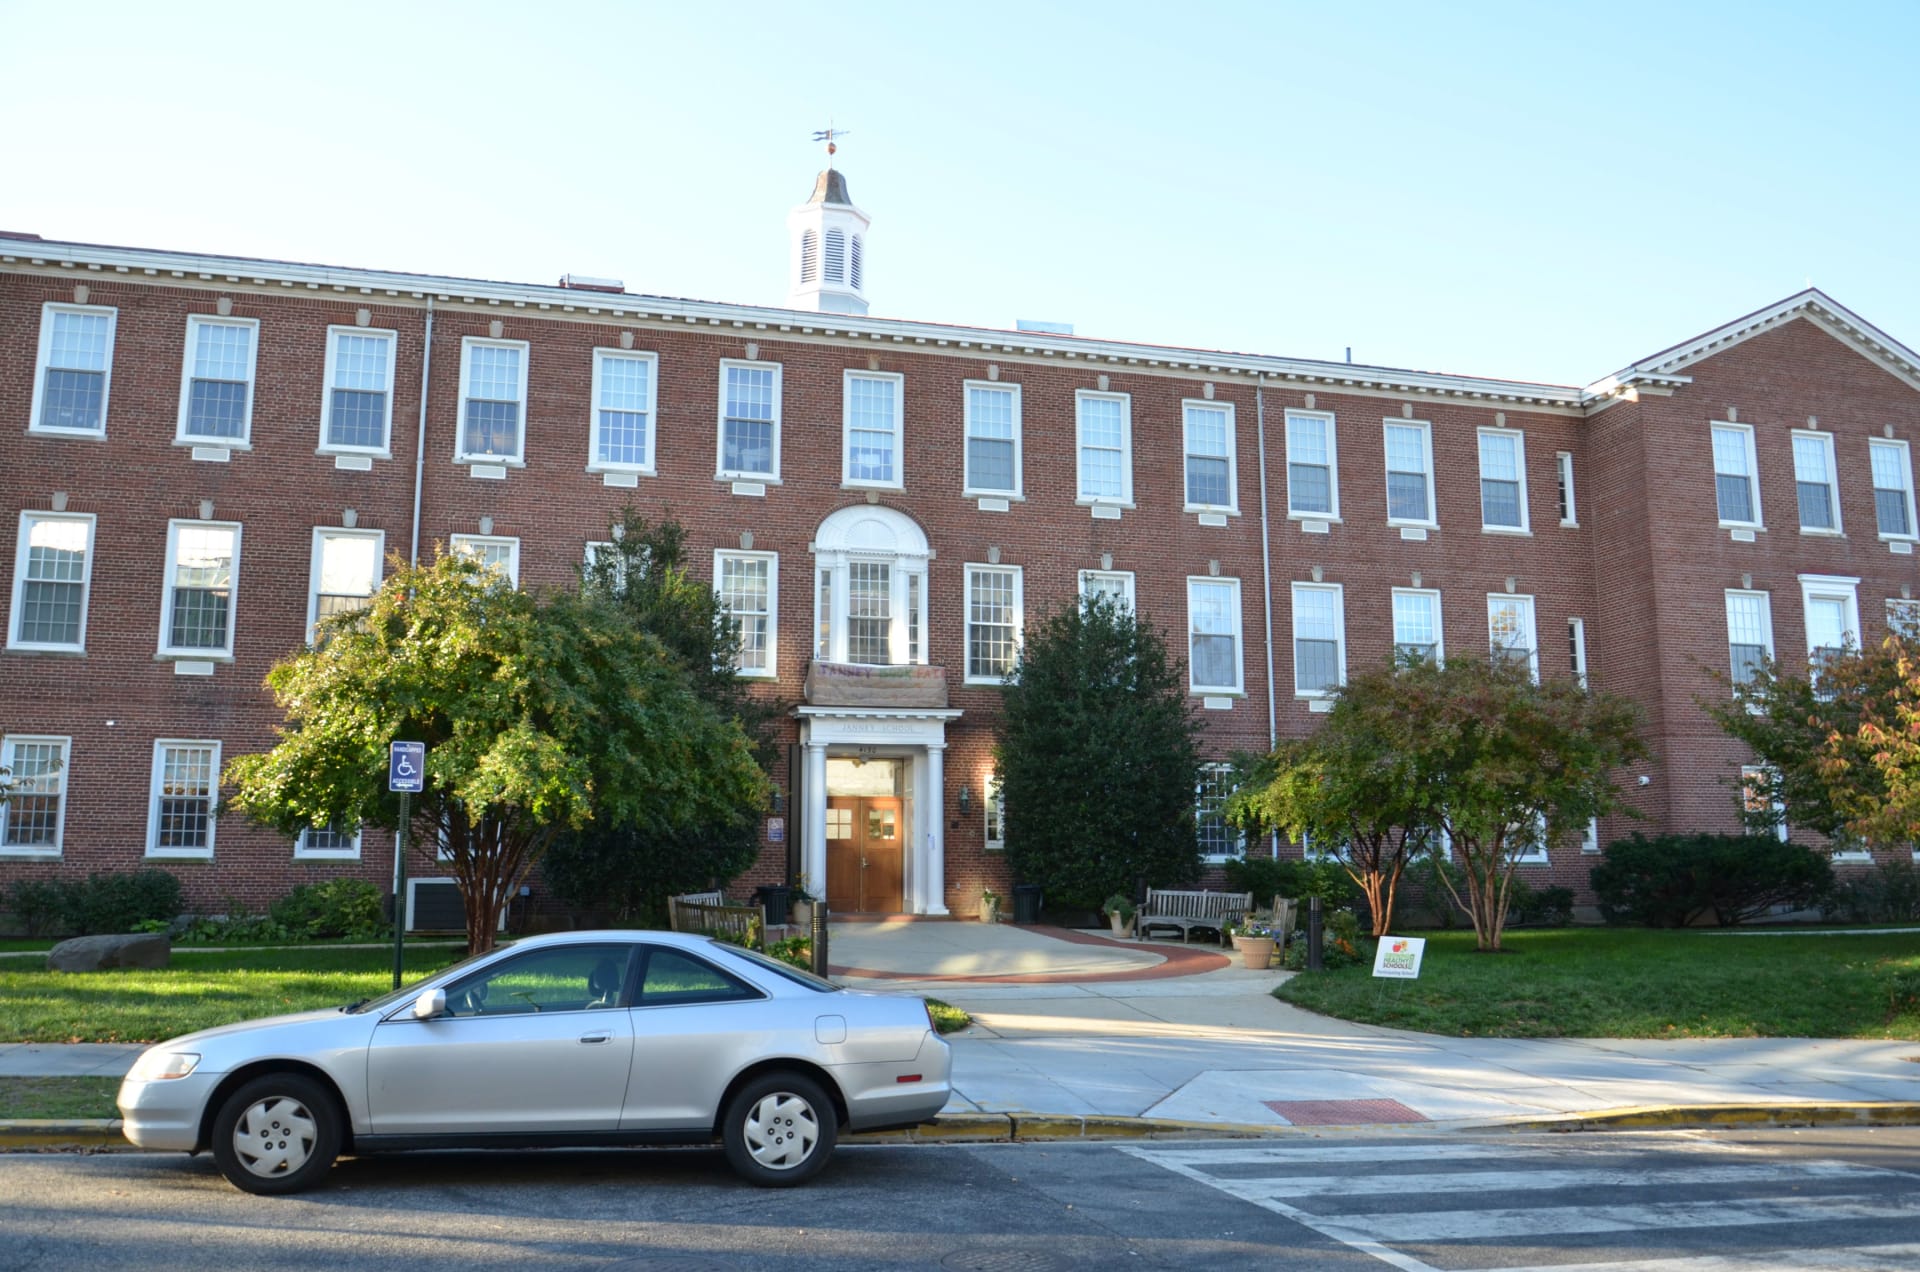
[388,741,426,793]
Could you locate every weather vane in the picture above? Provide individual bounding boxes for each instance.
[810,123,851,166]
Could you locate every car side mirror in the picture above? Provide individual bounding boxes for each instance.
[413,988,446,1020]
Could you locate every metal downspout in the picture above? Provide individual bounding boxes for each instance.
[1255,381,1278,751]
[409,298,434,567]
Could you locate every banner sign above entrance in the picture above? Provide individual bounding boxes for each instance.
[805,661,949,709]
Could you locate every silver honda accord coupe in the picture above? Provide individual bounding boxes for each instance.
[117,930,953,1194]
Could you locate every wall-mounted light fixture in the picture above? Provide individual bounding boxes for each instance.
[957,785,973,815]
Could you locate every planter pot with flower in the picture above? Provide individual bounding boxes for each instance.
[1237,922,1277,969]
[1103,893,1137,939]
[980,890,1001,924]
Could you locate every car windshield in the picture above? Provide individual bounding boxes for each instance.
[345,946,503,1014]
[717,942,841,993]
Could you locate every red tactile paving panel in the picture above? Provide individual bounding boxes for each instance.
[1263,1098,1429,1125]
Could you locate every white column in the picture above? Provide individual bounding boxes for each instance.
[923,742,950,915]
[804,738,829,903]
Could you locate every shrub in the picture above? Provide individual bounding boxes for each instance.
[1279,907,1370,970]
[13,871,186,936]
[1507,881,1575,928]
[269,879,388,940]
[766,935,813,971]
[1824,859,1920,924]
[1589,833,1832,928]
[4,879,70,937]
[1222,856,1290,903]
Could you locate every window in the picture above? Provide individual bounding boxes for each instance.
[1579,817,1600,855]
[1188,577,1243,694]
[843,371,903,488]
[1799,574,1860,680]
[9,511,95,653]
[1791,431,1841,532]
[446,943,644,1016]
[1196,763,1241,860]
[1556,451,1577,526]
[1741,765,1788,843]
[1,736,69,855]
[147,740,221,858]
[1078,569,1136,613]
[588,349,657,473]
[812,506,929,666]
[1384,419,1435,524]
[308,529,383,642]
[1291,582,1346,696]
[715,551,777,677]
[30,303,116,435]
[1509,812,1549,865]
[1076,391,1132,505]
[295,820,361,860]
[456,338,528,463]
[177,316,259,445]
[450,534,520,587]
[983,776,1004,851]
[1725,590,1774,688]
[1567,617,1588,688]
[320,326,396,452]
[1871,439,1916,539]
[965,565,1022,683]
[1488,594,1538,681]
[1711,423,1761,527]
[718,361,781,481]
[1392,588,1442,663]
[1285,410,1338,519]
[159,521,240,659]
[1477,428,1528,532]
[963,382,1021,497]
[1183,401,1237,512]
[1889,598,1920,639]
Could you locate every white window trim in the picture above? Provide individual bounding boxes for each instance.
[811,558,931,667]
[715,359,783,483]
[983,776,1004,852]
[961,379,1024,500]
[1075,389,1135,507]
[1870,438,1918,542]
[1556,451,1577,527]
[1390,586,1444,664]
[1077,569,1137,612]
[1187,576,1245,696]
[1797,573,1861,660]
[29,302,117,438]
[1567,616,1588,689]
[713,548,780,680]
[317,325,397,456]
[1290,580,1347,699]
[294,822,363,861]
[1284,409,1341,521]
[0,734,71,858]
[1724,588,1775,690]
[1383,417,1437,528]
[1487,592,1539,683]
[307,527,385,644]
[1182,399,1239,515]
[841,369,906,491]
[963,563,1024,685]
[1741,765,1790,845]
[1711,421,1764,530]
[158,519,242,660]
[1887,597,1920,640]
[1197,761,1244,862]
[1790,428,1843,536]
[1476,426,1531,534]
[146,738,222,860]
[586,347,659,475]
[175,315,261,448]
[450,534,521,588]
[8,511,97,654]
[454,336,530,466]
[1510,812,1550,865]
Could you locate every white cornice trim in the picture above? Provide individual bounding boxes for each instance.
[792,707,966,721]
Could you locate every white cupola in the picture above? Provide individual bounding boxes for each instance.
[787,164,871,316]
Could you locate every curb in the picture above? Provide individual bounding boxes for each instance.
[1492,1102,1920,1133]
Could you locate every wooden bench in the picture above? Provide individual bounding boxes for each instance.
[671,899,766,949]
[666,890,726,933]
[1137,889,1252,943]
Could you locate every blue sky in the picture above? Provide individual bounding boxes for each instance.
[2,0,1913,386]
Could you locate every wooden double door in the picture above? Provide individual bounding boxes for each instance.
[825,796,904,914]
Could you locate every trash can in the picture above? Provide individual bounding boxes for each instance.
[753,885,791,927]
[1012,884,1043,925]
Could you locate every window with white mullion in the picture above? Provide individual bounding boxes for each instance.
[1567,617,1588,688]
[1078,569,1136,613]
[31,303,116,435]
[1075,391,1132,504]
[456,338,528,463]
[1798,574,1860,689]
[321,327,396,452]
[846,561,892,663]
[1285,410,1338,518]
[1,735,70,854]
[159,521,240,658]
[1477,428,1528,532]
[177,316,259,444]
[147,739,221,858]
[963,382,1021,496]
[1870,439,1916,539]
[1187,577,1243,694]
[1291,582,1346,696]
[449,534,520,588]
[1724,590,1774,688]
[983,776,1004,851]
[965,565,1022,683]
[1391,588,1442,664]
[295,820,361,860]
[9,512,95,652]
[308,529,383,643]
[589,349,657,472]
[843,371,903,488]
[1488,594,1538,681]
[1741,765,1789,844]
[1890,598,1920,640]
[1556,451,1577,526]
[715,551,777,677]
[1384,420,1435,524]
[1183,401,1237,512]
[718,361,781,480]
[1791,431,1841,532]
[1196,762,1241,859]
[1711,423,1761,527]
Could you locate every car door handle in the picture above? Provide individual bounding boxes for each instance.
[579,1032,612,1044]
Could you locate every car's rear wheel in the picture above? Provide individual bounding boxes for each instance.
[209,1073,341,1195]
[721,1071,838,1187]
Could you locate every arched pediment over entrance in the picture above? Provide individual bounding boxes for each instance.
[811,503,931,561]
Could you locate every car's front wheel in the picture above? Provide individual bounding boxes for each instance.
[209,1072,342,1195]
[721,1071,838,1187]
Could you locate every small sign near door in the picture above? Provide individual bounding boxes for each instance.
[767,816,785,843]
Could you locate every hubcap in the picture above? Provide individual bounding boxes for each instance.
[231,1095,318,1178]
[742,1091,820,1170]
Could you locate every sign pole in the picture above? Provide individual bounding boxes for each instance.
[391,792,408,990]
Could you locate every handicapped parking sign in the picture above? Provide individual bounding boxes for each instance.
[388,741,426,793]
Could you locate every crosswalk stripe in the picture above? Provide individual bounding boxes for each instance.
[1492,1243,1920,1272]
[1125,1143,1582,1168]
[1235,1160,1891,1200]
[1315,1193,1920,1243]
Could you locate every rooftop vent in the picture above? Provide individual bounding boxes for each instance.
[558,274,625,294]
[1016,319,1074,335]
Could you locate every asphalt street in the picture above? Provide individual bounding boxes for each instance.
[3,1129,1918,1271]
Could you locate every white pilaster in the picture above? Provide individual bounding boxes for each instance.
[923,742,950,915]
[804,739,828,903]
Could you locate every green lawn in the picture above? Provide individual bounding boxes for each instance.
[1277,928,1920,1039]
[0,1076,121,1120]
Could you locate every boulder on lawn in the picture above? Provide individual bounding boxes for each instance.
[47,933,172,972]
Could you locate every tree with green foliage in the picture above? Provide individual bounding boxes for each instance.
[539,509,787,924]
[225,551,768,952]
[993,592,1203,910]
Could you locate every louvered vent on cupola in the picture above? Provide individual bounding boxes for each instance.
[800,229,819,284]
[850,234,863,290]
[824,228,846,284]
